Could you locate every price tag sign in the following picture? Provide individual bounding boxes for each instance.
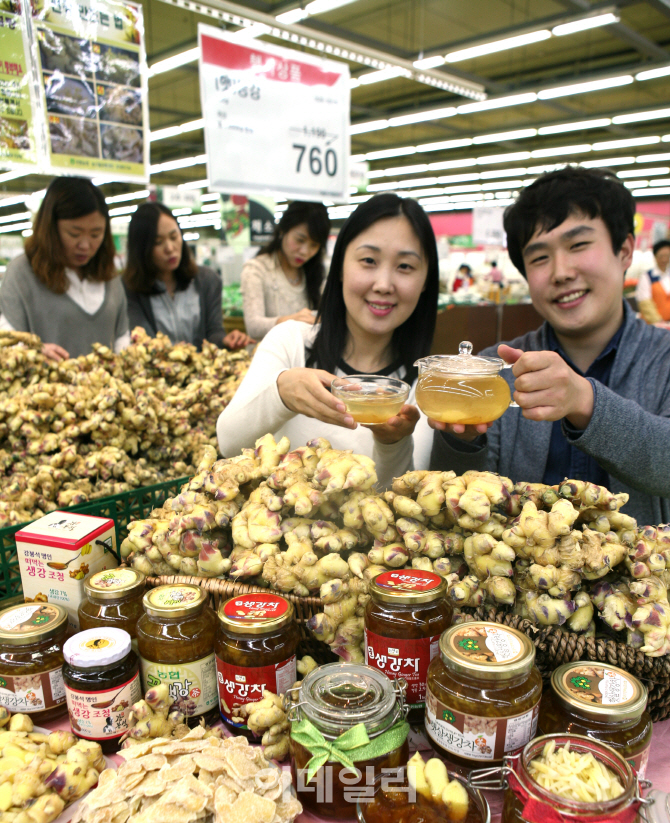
[198,24,350,201]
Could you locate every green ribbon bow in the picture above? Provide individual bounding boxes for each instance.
[290,717,410,784]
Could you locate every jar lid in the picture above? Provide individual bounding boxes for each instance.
[0,603,68,646]
[414,342,504,376]
[84,568,145,600]
[551,662,648,722]
[369,569,447,604]
[297,662,403,740]
[218,593,294,634]
[142,584,207,618]
[439,621,535,681]
[63,628,132,668]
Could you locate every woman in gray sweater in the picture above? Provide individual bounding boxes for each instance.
[0,177,129,361]
[123,202,253,351]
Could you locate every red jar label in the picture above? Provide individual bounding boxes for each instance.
[364,628,440,707]
[222,594,289,621]
[0,667,65,713]
[373,570,442,592]
[65,672,142,741]
[215,654,296,730]
[425,686,539,761]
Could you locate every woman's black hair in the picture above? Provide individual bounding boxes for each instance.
[123,202,197,294]
[257,201,330,310]
[307,193,439,384]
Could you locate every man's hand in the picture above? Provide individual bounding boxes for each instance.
[42,343,69,362]
[277,368,356,428]
[427,418,493,440]
[366,404,420,444]
[223,329,255,350]
[498,344,594,429]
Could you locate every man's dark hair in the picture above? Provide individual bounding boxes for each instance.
[653,238,670,257]
[307,193,439,384]
[503,166,635,277]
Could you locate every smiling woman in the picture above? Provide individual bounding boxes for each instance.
[0,176,129,361]
[217,193,440,487]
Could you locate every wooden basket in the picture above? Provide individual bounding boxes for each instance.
[145,574,337,667]
[462,605,670,722]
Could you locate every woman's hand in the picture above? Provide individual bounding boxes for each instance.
[223,329,255,350]
[277,368,356,428]
[276,308,316,326]
[42,343,69,362]
[428,418,493,440]
[366,404,420,444]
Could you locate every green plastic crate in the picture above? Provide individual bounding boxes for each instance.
[0,476,189,603]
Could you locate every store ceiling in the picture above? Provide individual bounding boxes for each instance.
[5,0,670,213]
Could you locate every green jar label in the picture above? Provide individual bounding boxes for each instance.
[139,653,217,717]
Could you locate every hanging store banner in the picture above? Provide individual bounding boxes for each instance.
[0,4,41,169]
[30,0,149,182]
[198,24,350,202]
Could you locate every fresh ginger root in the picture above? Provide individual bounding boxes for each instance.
[237,691,290,761]
[121,684,187,745]
[407,752,469,822]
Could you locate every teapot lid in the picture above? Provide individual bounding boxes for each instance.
[415,341,505,375]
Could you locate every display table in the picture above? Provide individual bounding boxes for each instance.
[41,714,670,822]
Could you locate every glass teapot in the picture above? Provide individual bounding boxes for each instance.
[414,341,516,426]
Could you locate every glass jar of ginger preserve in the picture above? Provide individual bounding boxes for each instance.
[78,568,146,649]
[365,569,452,726]
[215,592,299,737]
[426,622,542,774]
[538,662,652,778]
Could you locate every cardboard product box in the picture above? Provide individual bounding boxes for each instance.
[15,511,118,631]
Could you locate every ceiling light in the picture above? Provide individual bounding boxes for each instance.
[201,203,221,211]
[0,211,31,225]
[413,56,445,70]
[178,179,209,189]
[151,119,205,142]
[457,92,538,114]
[663,135,670,143]
[649,177,670,186]
[388,107,456,127]
[382,163,428,176]
[0,195,28,209]
[552,12,619,36]
[148,47,199,77]
[21,229,32,237]
[182,232,200,240]
[305,0,356,14]
[0,171,29,183]
[477,151,531,165]
[530,144,591,158]
[538,75,632,99]
[446,30,551,63]
[482,180,523,190]
[150,154,207,174]
[0,221,32,233]
[619,167,669,177]
[408,187,446,197]
[622,180,648,188]
[613,108,670,125]
[581,156,635,167]
[635,66,670,82]
[358,67,411,85]
[473,128,537,144]
[275,8,308,24]
[172,207,193,216]
[427,158,476,171]
[416,138,472,153]
[200,193,220,201]
[108,205,138,217]
[105,190,150,204]
[637,153,670,162]
[365,146,416,161]
[234,22,270,39]
[480,167,528,178]
[593,136,660,151]
[538,118,611,134]
[350,120,388,135]
[633,187,670,196]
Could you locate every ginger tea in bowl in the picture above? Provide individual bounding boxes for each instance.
[332,375,410,424]
[415,342,512,426]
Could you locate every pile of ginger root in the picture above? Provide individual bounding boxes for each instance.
[0,328,250,527]
[121,430,670,659]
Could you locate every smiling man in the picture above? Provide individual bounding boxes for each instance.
[430,166,670,524]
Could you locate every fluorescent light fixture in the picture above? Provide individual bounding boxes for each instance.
[0,211,31,225]
[21,229,32,237]
[150,118,204,142]
[530,144,591,158]
[457,92,537,114]
[0,221,32,233]
[148,47,199,77]
[305,0,357,14]
[593,136,660,151]
[637,153,670,162]
[0,195,28,209]
[388,107,456,127]
[633,187,670,196]
[481,180,523,190]
[477,151,531,165]
[479,167,528,178]
[619,167,669,177]
[622,180,648,188]
[538,118,611,134]
[178,179,209,189]
[200,193,220,202]
[408,187,446,197]
[635,66,670,82]
[150,154,207,174]
[358,67,411,85]
[446,30,551,63]
[552,12,619,36]
[0,170,29,183]
[413,55,445,70]
[538,75,632,99]
[172,207,193,216]
[201,203,221,212]
[649,177,670,186]
[437,173,481,184]
[350,120,388,135]
[365,146,416,161]
[473,128,537,144]
[182,232,200,240]
[663,135,670,143]
[275,8,308,24]
[234,23,270,39]
[427,158,477,171]
[581,156,635,167]
[381,164,428,176]
[417,138,472,153]
[612,108,670,125]
[108,205,138,217]
[105,190,150,204]
[111,215,133,225]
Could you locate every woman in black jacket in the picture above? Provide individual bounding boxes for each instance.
[123,202,253,350]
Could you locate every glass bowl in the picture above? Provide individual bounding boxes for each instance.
[331,375,410,424]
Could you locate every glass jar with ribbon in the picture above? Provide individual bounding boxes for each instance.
[286,662,410,820]
[468,734,653,823]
